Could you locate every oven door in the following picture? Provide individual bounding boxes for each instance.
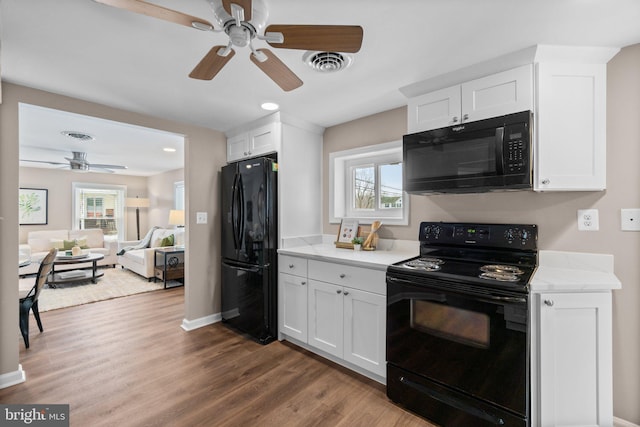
[386,274,529,426]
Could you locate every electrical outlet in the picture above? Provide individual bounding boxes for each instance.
[196,212,207,224]
[621,209,640,231]
[577,209,599,231]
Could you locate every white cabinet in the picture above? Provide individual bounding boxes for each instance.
[408,65,533,132]
[531,291,614,427]
[226,122,279,162]
[307,260,386,377]
[534,63,607,191]
[278,255,387,380]
[278,255,308,342]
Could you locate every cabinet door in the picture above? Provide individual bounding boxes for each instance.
[537,292,613,427]
[407,85,461,132]
[249,123,279,157]
[461,64,533,123]
[227,133,249,162]
[278,272,308,342]
[343,288,386,377]
[535,62,607,191]
[307,280,343,358]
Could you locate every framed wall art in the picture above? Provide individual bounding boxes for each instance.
[19,188,48,225]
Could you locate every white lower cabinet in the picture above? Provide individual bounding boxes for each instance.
[531,291,613,427]
[279,272,308,343]
[278,255,387,380]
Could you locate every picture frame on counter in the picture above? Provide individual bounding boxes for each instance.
[335,218,359,249]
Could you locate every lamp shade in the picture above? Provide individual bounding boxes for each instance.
[168,209,185,226]
[126,197,150,208]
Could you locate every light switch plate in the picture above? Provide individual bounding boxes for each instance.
[577,209,599,231]
[621,209,640,231]
[196,212,207,224]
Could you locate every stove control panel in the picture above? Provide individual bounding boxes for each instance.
[420,222,537,250]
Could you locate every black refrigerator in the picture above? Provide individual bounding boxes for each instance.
[221,157,277,344]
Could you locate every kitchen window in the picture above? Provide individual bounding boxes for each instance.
[330,140,408,225]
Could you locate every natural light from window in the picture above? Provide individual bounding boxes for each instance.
[330,140,408,225]
[72,183,126,240]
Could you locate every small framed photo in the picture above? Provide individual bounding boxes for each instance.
[335,218,359,248]
[19,188,48,225]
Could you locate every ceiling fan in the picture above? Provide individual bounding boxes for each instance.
[93,0,364,91]
[20,151,128,173]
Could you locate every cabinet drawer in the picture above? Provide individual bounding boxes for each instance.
[308,260,385,295]
[279,255,308,277]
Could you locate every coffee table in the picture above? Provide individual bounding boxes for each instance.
[49,253,105,288]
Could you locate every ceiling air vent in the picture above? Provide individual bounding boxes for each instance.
[61,131,94,141]
[303,51,352,73]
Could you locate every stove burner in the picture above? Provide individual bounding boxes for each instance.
[480,265,524,275]
[404,257,444,271]
[479,272,521,282]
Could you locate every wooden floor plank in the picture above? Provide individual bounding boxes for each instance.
[1,288,434,426]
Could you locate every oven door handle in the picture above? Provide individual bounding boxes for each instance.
[475,295,527,305]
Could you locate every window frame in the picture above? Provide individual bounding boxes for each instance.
[329,140,408,225]
[72,182,126,240]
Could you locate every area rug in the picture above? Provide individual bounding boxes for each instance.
[19,267,178,312]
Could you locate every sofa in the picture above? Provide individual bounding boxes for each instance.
[19,228,118,275]
[117,228,184,280]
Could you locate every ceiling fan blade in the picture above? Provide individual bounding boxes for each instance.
[20,159,67,166]
[89,167,116,174]
[90,164,128,170]
[250,49,303,92]
[94,0,214,31]
[189,46,236,80]
[265,25,363,53]
[222,0,252,21]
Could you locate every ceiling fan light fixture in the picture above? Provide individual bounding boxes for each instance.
[261,102,279,111]
[303,51,353,73]
[61,131,95,142]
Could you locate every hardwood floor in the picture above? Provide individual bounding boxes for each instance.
[2,288,435,426]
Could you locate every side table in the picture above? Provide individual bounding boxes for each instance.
[154,247,184,289]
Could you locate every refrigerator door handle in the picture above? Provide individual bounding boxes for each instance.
[222,260,262,273]
[231,173,240,249]
[238,173,245,249]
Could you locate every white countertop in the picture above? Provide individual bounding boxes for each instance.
[278,235,419,270]
[531,250,622,292]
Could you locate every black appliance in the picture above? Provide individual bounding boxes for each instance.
[221,157,277,344]
[403,110,532,194]
[386,222,538,427]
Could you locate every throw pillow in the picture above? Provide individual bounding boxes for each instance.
[50,239,64,250]
[75,236,90,249]
[160,234,175,247]
[63,239,77,250]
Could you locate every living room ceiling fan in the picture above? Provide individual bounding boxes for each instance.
[20,151,128,173]
[93,0,364,91]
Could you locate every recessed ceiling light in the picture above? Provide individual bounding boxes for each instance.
[61,131,94,141]
[261,102,279,111]
[163,147,177,152]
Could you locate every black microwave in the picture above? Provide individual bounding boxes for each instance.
[403,110,532,194]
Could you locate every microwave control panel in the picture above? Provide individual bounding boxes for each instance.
[504,123,529,174]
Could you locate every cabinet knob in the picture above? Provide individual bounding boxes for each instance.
[462,113,469,121]
[541,179,550,185]
[243,151,248,156]
[288,264,294,269]
[452,116,459,123]
[301,281,306,286]
[336,289,342,294]
[544,299,554,307]
[343,291,349,296]
[339,273,346,279]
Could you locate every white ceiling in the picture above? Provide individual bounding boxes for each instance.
[3,0,640,175]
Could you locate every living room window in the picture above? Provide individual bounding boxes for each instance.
[329,140,409,225]
[72,183,126,240]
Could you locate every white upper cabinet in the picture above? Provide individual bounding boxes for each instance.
[407,65,533,132]
[535,62,607,191]
[226,122,279,162]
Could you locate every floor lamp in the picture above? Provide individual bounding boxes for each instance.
[126,196,150,240]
